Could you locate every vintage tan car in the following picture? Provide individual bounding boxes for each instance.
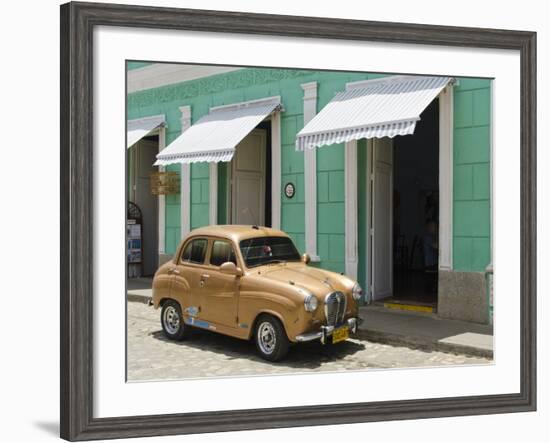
[151,225,363,361]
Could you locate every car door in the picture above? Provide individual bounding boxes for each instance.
[170,237,209,320]
[199,239,240,328]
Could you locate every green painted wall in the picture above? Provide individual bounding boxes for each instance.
[452,78,492,272]
[190,163,210,230]
[314,77,348,274]
[164,171,181,255]
[280,96,305,253]
[217,162,228,224]
[127,67,492,275]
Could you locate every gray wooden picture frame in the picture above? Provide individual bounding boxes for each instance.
[60,1,537,441]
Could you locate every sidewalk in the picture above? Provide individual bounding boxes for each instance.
[357,305,493,358]
[126,277,153,303]
[126,278,493,358]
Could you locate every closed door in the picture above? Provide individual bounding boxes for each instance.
[371,138,393,300]
[231,129,266,226]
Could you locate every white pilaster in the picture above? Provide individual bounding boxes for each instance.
[271,111,282,230]
[345,140,358,279]
[438,85,454,271]
[301,81,320,261]
[157,125,166,255]
[179,105,192,238]
[209,162,218,225]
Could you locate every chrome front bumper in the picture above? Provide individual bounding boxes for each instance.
[295,317,363,344]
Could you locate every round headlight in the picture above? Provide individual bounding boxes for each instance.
[352,282,363,301]
[304,293,318,312]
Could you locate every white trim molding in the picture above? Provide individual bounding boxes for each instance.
[179,105,192,239]
[271,111,282,230]
[345,140,359,279]
[128,64,241,93]
[210,95,282,112]
[438,85,454,271]
[157,124,166,255]
[301,82,320,262]
[209,162,218,225]
[365,140,374,301]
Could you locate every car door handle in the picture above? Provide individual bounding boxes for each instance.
[169,268,180,275]
[201,274,210,279]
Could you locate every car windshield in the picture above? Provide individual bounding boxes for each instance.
[239,236,301,268]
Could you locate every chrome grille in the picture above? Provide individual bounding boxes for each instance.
[324,291,347,326]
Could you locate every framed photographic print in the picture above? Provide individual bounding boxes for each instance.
[60,1,536,441]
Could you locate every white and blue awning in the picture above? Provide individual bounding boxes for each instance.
[127,114,165,149]
[296,76,452,151]
[155,97,282,166]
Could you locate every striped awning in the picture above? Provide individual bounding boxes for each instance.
[127,115,165,149]
[296,76,452,151]
[155,97,282,166]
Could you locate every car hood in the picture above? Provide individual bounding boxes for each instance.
[254,263,351,297]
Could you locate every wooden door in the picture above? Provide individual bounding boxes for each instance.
[231,129,266,226]
[371,137,393,300]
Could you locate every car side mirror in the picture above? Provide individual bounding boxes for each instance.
[220,261,243,277]
[302,253,311,265]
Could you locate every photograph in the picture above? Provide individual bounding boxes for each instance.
[126,63,494,381]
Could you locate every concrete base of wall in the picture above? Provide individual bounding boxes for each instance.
[438,270,488,324]
[158,254,173,266]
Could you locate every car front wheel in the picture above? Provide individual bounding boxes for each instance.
[254,314,289,362]
[161,300,190,341]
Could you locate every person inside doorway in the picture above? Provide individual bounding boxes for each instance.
[422,219,439,294]
[422,219,438,271]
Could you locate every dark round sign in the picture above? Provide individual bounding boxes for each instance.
[284,182,295,199]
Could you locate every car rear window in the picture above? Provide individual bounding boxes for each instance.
[239,236,301,268]
[181,238,208,264]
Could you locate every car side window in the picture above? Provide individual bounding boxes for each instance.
[210,240,237,267]
[181,238,208,264]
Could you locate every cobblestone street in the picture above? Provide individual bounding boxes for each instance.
[127,301,490,381]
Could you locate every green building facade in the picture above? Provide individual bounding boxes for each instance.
[127,63,492,324]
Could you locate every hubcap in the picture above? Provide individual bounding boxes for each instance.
[258,321,277,355]
[163,306,180,335]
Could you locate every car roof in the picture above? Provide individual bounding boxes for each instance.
[187,225,290,243]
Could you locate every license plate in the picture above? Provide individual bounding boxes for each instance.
[332,326,349,344]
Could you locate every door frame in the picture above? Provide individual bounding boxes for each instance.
[207,97,282,229]
[361,87,453,303]
[126,115,166,263]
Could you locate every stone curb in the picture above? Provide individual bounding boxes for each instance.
[127,294,151,304]
[356,329,493,359]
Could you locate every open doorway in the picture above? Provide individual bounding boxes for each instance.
[392,99,439,307]
[127,135,159,277]
[225,120,272,227]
